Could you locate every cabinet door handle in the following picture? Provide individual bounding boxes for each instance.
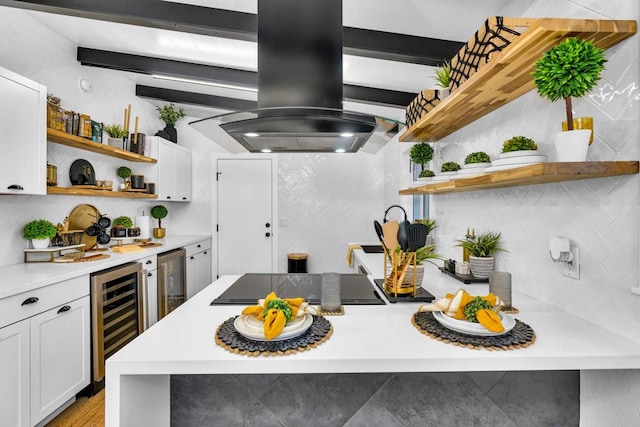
[190,256,195,260]
[146,260,153,264]
[182,197,187,200]
[265,223,271,228]
[21,297,39,306]
[166,196,171,199]
[7,184,24,190]
[203,251,208,255]
[265,232,271,237]
[197,244,201,248]
[148,272,153,277]
[57,305,71,314]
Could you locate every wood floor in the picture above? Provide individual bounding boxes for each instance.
[46,389,105,427]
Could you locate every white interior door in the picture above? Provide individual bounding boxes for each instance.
[217,158,273,276]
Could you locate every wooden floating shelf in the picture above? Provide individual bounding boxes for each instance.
[399,161,639,195]
[400,18,637,142]
[47,128,157,163]
[47,186,157,199]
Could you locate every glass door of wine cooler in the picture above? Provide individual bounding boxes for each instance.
[157,248,187,319]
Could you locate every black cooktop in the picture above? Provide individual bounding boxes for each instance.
[211,273,385,305]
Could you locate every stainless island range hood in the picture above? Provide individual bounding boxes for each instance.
[190,0,401,153]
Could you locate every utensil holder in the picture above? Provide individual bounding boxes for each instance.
[383,246,417,297]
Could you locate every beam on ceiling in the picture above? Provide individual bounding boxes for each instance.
[3,0,462,65]
[136,85,256,111]
[79,48,416,108]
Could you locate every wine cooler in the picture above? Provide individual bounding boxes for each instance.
[158,248,187,320]
[90,262,143,390]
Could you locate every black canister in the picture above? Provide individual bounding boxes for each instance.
[287,253,308,273]
[131,174,145,189]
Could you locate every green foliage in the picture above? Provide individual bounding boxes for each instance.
[409,143,434,169]
[418,169,435,178]
[441,161,461,172]
[463,297,492,323]
[433,61,451,89]
[156,103,186,125]
[23,219,57,240]
[112,216,133,228]
[415,218,437,235]
[456,231,505,257]
[502,136,538,153]
[532,38,606,102]
[103,123,128,138]
[262,299,292,321]
[413,244,445,266]
[151,205,168,228]
[464,151,491,164]
[117,166,132,179]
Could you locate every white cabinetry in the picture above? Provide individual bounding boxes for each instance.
[186,239,212,299]
[0,320,30,427]
[140,255,158,329]
[152,136,192,202]
[0,66,46,195]
[0,275,90,427]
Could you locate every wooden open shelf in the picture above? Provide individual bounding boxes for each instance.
[47,186,157,199]
[399,18,637,142]
[47,128,157,163]
[399,161,639,195]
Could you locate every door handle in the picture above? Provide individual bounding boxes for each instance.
[21,297,39,306]
[57,305,71,314]
[265,223,271,228]
[265,232,271,237]
[7,184,24,190]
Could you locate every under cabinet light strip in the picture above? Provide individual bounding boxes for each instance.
[150,74,258,92]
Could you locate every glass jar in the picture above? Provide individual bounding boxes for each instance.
[47,96,61,130]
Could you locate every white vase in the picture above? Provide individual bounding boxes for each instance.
[403,264,425,288]
[468,256,494,279]
[553,129,591,162]
[31,238,50,249]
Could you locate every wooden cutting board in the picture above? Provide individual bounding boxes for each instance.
[111,244,144,253]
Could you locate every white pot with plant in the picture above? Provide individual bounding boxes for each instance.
[23,219,57,249]
[403,244,443,288]
[532,37,606,162]
[433,61,451,99]
[456,231,505,279]
[460,152,491,176]
[103,124,128,149]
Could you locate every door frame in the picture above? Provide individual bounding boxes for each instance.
[210,153,279,278]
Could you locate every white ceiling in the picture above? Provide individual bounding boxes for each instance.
[26,0,523,120]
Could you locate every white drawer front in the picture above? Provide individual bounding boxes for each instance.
[185,239,212,257]
[139,255,158,271]
[0,275,88,328]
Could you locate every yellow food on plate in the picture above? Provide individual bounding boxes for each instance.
[242,291,310,340]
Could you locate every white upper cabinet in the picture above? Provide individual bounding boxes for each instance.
[150,136,192,202]
[0,66,46,195]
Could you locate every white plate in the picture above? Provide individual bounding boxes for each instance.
[499,150,539,159]
[433,311,515,336]
[234,314,313,341]
[462,162,491,169]
[491,155,547,166]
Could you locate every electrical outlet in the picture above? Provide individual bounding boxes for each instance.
[562,246,580,280]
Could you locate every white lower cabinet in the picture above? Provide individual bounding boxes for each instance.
[30,296,90,425]
[186,239,212,299]
[0,275,89,427]
[0,320,30,427]
[140,255,159,329]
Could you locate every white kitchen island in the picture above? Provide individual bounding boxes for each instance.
[106,263,640,426]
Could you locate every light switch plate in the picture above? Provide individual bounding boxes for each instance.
[562,246,580,280]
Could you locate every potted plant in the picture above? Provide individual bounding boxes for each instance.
[433,60,451,99]
[464,151,491,167]
[151,205,168,239]
[110,216,133,238]
[23,219,57,249]
[103,124,128,149]
[418,169,435,180]
[456,231,505,278]
[403,244,444,288]
[500,136,540,160]
[156,103,186,143]
[117,166,132,190]
[441,161,461,174]
[409,143,434,177]
[532,37,606,161]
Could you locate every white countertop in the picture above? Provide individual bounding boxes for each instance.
[107,255,640,375]
[0,235,211,299]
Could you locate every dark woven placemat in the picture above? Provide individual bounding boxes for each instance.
[215,315,332,357]
[412,311,535,351]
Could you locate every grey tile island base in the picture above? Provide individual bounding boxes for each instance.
[106,274,640,427]
[171,371,579,426]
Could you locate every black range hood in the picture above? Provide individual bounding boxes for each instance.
[190,0,401,153]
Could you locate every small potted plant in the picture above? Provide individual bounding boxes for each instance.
[433,60,451,99]
[23,219,57,249]
[456,231,505,278]
[110,216,133,238]
[103,124,128,149]
[410,143,434,178]
[418,169,435,180]
[156,103,186,143]
[441,161,461,174]
[532,37,606,161]
[464,151,491,167]
[117,166,132,190]
[151,205,168,239]
[500,136,539,159]
[403,244,444,288]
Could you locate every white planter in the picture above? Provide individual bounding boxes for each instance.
[439,88,451,100]
[553,129,591,162]
[468,256,494,279]
[31,238,50,249]
[403,264,425,288]
[107,137,124,149]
